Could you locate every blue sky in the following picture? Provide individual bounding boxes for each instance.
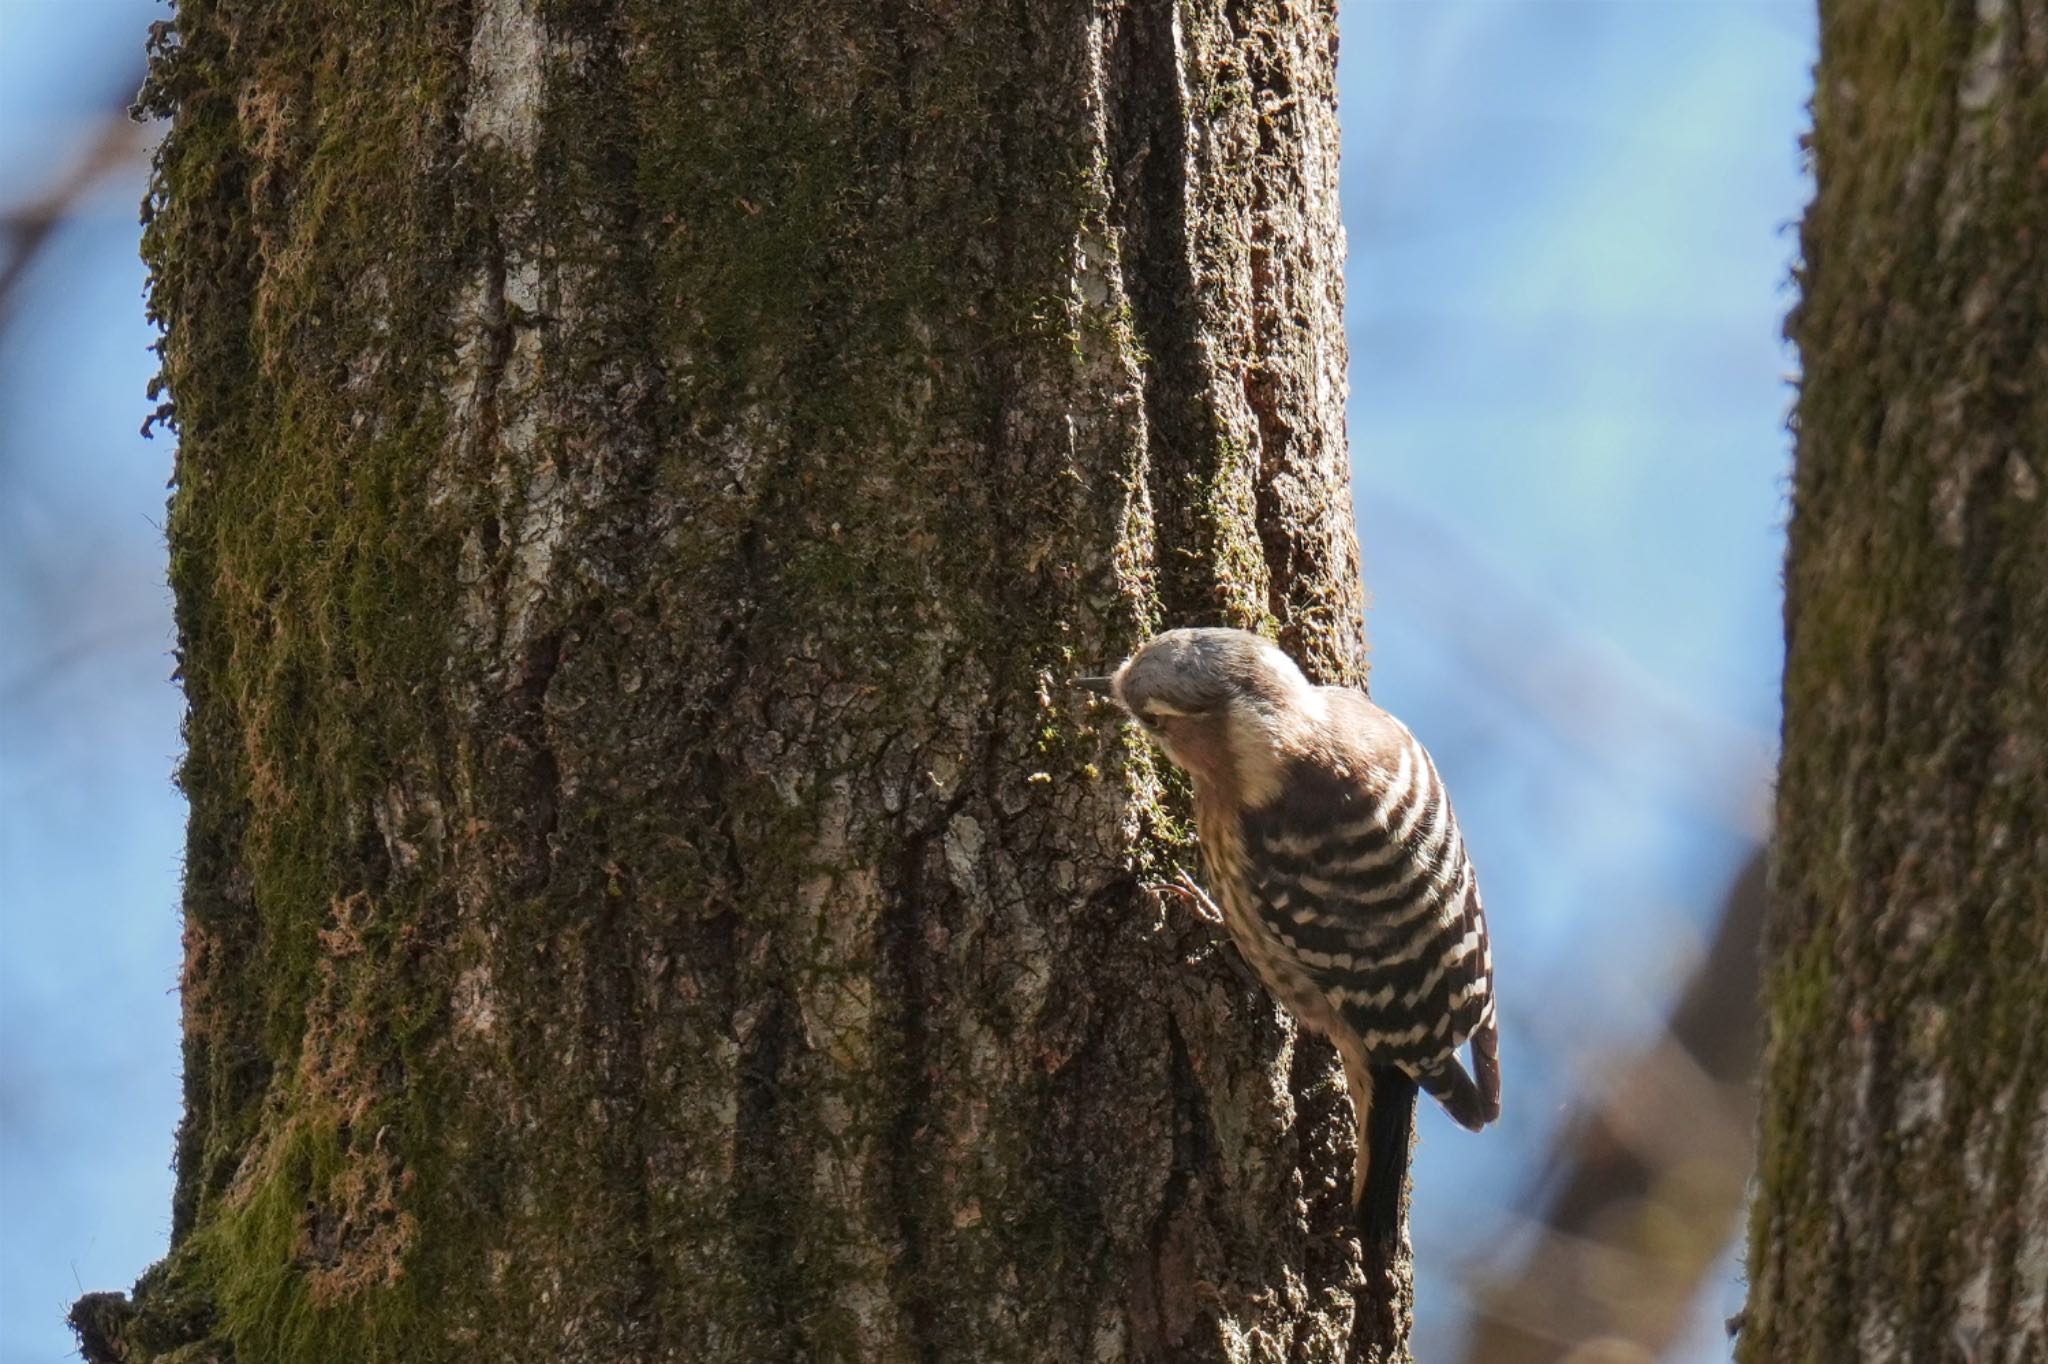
[2,5,183,1361]
[1343,6,1811,1355]
[0,3,1815,1361]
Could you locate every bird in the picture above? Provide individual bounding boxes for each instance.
[1076,626,1499,1249]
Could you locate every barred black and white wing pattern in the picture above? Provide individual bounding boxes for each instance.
[1237,702,1500,1130]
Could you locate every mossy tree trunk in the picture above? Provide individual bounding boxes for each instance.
[74,1,1405,1361]
[1743,2,2048,1360]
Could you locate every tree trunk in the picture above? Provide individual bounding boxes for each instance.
[1743,2,2048,1360]
[73,1,1402,1361]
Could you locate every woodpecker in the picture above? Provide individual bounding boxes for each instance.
[1078,626,1499,1247]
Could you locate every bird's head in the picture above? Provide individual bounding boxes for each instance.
[1076,627,1321,799]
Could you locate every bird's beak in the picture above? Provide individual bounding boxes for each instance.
[1071,676,1117,698]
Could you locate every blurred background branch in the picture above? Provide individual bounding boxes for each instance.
[1457,850,1763,1364]
[0,106,149,326]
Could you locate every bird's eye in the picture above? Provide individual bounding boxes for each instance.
[1138,711,1165,731]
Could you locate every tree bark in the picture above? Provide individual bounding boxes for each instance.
[1743,2,2048,1360]
[74,1,1403,1361]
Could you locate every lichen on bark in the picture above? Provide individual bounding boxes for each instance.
[82,1,1402,1361]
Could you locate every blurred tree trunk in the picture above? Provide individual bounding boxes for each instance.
[1742,2,2048,1361]
[70,1,1408,1361]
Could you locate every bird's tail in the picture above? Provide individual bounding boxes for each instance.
[1416,1054,1491,1132]
[1471,1019,1502,1124]
[1346,1061,1417,1249]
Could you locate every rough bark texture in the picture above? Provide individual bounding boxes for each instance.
[74,1,1405,1361]
[1744,2,2048,1360]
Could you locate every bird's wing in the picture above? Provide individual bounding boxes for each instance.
[1237,718,1496,1103]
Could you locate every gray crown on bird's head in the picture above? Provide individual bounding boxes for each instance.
[1085,627,1310,719]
